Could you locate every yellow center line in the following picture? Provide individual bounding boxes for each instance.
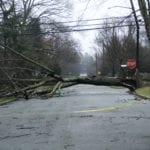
[74,100,145,113]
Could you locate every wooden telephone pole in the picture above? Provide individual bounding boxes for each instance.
[130,0,140,87]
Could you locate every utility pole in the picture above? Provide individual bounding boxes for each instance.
[130,0,140,87]
[102,41,104,74]
[95,53,98,76]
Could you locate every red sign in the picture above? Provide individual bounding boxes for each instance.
[127,59,136,69]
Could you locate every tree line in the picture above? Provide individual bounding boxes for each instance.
[94,0,150,77]
[0,0,150,98]
[0,0,82,94]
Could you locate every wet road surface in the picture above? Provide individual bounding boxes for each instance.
[0,84,150,150]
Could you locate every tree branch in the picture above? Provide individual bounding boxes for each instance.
[0,42,62,80]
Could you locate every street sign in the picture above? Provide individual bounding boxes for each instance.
[127,59,136,69]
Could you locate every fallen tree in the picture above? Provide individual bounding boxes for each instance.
[0,44,136,100]
[0,43,62,80]
[1,76,135,100]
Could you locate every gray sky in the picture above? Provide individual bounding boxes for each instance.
[70,0,139,55]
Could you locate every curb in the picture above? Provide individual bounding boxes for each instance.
[133,92,150,100]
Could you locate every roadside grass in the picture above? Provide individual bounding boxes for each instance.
[135,87,150,98]
[0,96,16,105]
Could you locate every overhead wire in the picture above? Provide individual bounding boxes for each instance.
[0,15,141,29]
[0,21,145,35]
[2,23,144,36]
[0,11,145,36]
[0,15,143,29]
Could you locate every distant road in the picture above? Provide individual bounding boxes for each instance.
[0,84,150,150]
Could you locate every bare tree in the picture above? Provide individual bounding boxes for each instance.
[138,0,150,42]
[0,0,77,94]
[94,19,138,77]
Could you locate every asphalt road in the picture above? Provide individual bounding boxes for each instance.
[0,84,150,150]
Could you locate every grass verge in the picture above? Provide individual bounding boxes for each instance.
[0,96,16,105]
[135,87,150,99]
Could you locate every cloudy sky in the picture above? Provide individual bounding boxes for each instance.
[69,0,139,54]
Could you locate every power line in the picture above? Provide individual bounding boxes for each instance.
[59,24,144,33]
[41,15,136,24]
[0,19,144,31]
[0,14,144,36]
[43,21,144,29]
[0,15,135,29]
[6,23,144,36]
[0,14,141,31]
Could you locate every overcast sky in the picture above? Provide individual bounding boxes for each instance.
[69,0,139,55]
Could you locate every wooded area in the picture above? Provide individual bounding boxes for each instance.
[0,0,81,98]
[0,0,150,100]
